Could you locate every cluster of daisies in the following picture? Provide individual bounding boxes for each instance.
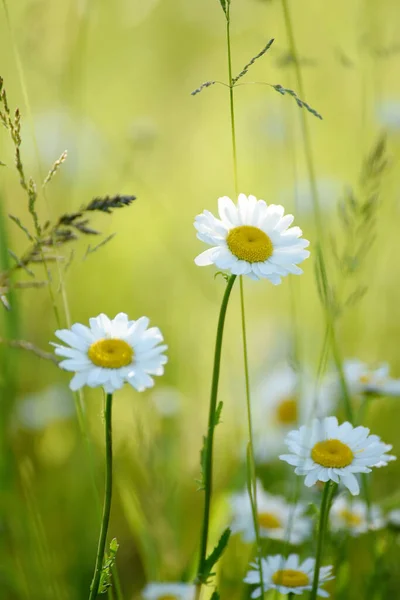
[52,195,398,599]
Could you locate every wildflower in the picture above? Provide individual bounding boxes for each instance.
[194,194,310,283]
[52,313,167,393]
[339,359,400,396]
[244,554,334,597]
[330,495,385,536]
[230,481,311,544]
[141,582,195,600]
[252,364,334,462]
[279,417,395,495]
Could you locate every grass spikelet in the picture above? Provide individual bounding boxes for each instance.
[42,150,68,187]
[231,38,275,85]
[271,83,323,119]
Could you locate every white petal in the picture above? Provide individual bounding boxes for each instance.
[194,248,217,266]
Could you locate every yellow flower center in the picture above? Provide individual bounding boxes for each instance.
[276,397,298,425]
[272,569,309,587]
[158,596,177,600]
[226,225,273,263]
[88,338,133,368]
[359,373,371,384]
[258,512,281,529]
[339,509,363,527]
[311,439,354,468]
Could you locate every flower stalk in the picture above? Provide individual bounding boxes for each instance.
[88,393,114,600]
[195,274,236,597]
[310,481,335,600]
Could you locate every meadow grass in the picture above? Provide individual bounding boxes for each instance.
[1,1,400,599]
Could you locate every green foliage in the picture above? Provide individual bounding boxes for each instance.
[198,528,231,584]
[98,538,119,594]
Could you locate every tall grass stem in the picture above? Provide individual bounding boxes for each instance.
[226,4,265,595]
[310,481,334,600]
[280,0,354,423]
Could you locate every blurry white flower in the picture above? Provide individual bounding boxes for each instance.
[252,364,334,463]
[387,509,400,528]
[376,99,400,131]
[53,313,167,393]
[15,384,75,430]
[31,109,107,181]
[280,417,395,495]
[141,582,194,600]
[150,386,182,417]
[194,194,310,283]
[230,481,311,544]
[330,495,385,536]
[244,554,334,598]
[337,359,400,396]
[281,178,342,215]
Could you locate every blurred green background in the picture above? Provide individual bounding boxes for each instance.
[1,0,400,598]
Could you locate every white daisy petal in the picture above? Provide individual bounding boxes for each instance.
[141,582,195,600]
[194,194,310,281]
[280,417,395,495]
[52,313,167,393]
[244,554,333,597]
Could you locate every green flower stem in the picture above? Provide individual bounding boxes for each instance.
[310,481,334,600]
[195,274,237,599]
[89,393,114,600]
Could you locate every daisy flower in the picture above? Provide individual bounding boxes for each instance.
[53,313,167,393]
[251,365,335,464]
[327,359,400,397]
[194,194,310,283]
[141,582,194,600]
[330,495,385,536]
[244,554,334,598]
[279,417,395,495]
[252,364,335,463]
[230,481,311,544]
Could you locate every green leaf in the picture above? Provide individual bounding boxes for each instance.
[210,591,220,600]
[197,435,207,491]
[218,0,227,14]
[98,538,119,594]
[213,401,223,427]
[199,528,231,583]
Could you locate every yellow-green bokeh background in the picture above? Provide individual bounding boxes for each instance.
[1,0,400,598]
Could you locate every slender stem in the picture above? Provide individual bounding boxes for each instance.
[195,274,237,598]
[280,0,354,424]
[310,481,333,600]
[226,4,238,194]
[225,6,264,596]
[239,277,265,597]
[89,393,114,600]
